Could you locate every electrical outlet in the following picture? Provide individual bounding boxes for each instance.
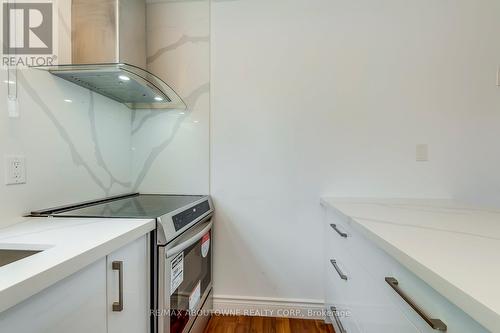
[5,155,26,185]
[416,144,429,162]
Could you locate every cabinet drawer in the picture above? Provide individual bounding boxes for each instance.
[326,304,361,333]
[325,221,351,256]
[383,263,489,333]
[326,303,421,333]
[351,304,420,333]
[326,206,402,283]
[325,207,390,277]
[325,249,420,333]
[325,206,489,333]
[326,248,390,308]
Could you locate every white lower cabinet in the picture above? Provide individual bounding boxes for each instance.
[327,305,360,333]
[323,205,489,333]
[0,259,107,333]
[107,235,149,333]
[0,235,149,333]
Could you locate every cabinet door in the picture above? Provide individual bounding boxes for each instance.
[0,259,107,333]
[107,235,149,333]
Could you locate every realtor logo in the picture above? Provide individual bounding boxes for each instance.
[3,2,53,54]
[1,1,57,67]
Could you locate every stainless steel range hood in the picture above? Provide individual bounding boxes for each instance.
[35,0,186,110]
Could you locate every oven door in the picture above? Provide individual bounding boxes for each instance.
[158,218,213,333]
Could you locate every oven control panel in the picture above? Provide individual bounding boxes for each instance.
[172,200,211,231]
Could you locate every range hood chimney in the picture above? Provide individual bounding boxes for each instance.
[35,0,186,110]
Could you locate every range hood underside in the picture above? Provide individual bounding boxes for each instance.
[36,63,186,110]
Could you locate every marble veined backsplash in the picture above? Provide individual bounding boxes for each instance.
[0,0,210,228]
[132,0,210,195]
[0,68,133,227]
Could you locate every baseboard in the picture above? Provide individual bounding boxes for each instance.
[212,295,325,320]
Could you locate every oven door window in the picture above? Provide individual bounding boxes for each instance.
[168,231,211,333]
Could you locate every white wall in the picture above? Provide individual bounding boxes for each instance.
[210,0,500,303]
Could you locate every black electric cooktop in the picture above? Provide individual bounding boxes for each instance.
[31,193,206,219]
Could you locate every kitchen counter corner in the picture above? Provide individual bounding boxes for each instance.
[0,217,155,313]
[321,197,500,332]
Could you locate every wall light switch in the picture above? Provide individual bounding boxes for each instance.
[5,155,26,185]
[416,144,429,162]
[497,66,500,86]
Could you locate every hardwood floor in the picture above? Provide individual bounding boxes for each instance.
[204,315,335,333]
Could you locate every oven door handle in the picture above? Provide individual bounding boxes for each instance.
[166,220,213,258]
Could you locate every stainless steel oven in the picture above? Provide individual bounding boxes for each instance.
[157,217,213,333]
[30,193,215,333]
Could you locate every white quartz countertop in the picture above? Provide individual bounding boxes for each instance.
[0,217,155,313]
[321,197,500,332]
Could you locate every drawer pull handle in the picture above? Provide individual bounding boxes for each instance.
[385,277,447,331]
[330,306,347,333]
[330,259,348,281]
[112,261,124,312]
[330,224,348,238]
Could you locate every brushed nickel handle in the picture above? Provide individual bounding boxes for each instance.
[330,259,348,281]
[385,277,447,331]
[112,261,124,312]
[330,306,347,333]
[330,224,347,238]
